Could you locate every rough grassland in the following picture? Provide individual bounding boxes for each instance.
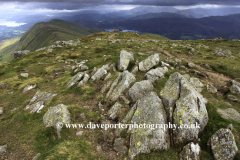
[0,31,239,159]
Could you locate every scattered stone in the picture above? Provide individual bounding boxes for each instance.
[217,108,240,123]
[96,145,103,152]
[107,102,123,119]
[91,67,97,76]
[25,90,57,113]
[128,92,170,160]
[188,62,195,68]
[22,84,37,93]
[139,53,160,72]
[227,95,239,102]
[43,104,71,139]
[161,61,170,67]
[55,68,64,72]
[229,80,240,94]
[179,142,201,160]
[77,73,90,88]
[0,145,7,154]
[225,102,232,106]
[207,84,217,93]
[175,58,182,63]
[47,49,53,53]
[227,124,233,131]
[145,67,168,83]
[114,138,128,155]
[128,80,154,102]
[72,66,76,71]
[109,71,136,101]
[76,131,83,136]
[208,127,238,160]
[14,50,30,59]
[205,64,211,69]
[80,113,86,121]
[59,60,64,63]
[117,50,134,71]
[214,48,232,57]
[20,73,29,78]
[91,64,109,81]
[104,73,112,81]
[101,81,113,94]
[138,52,146,56]
[0,107,3,115]
[81,65,88,70]
[65,72,84,88]
[32,153,41,160]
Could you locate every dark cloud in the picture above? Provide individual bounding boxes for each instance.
[0,0,240,7]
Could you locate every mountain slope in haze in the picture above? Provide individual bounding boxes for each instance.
[0,37,20,63]
[96,14,240,40]
[17,19,103,51]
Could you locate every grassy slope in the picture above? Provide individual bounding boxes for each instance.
[0,31,239,159]
[141,33,169,40]
[17,19,103,52]
[0,37,21,63]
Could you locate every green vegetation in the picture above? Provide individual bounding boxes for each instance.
[0,37,20,63]
[0,31,240,159]
[141,33,169,40]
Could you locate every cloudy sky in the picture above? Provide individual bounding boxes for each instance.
[1,0,240,26]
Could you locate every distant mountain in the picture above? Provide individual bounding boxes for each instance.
[96,14,240,40]
[17,19,103,51]
[129,12,192,20]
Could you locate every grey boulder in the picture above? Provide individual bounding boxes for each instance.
[43,104,70,139]
[139,53,160,72]
[118,50,134,71]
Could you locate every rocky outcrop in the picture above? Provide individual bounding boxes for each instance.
[128,92,170,160]
[117,50,134,71]
[107,102,123,120]
[43,104,71,139]
[229,80,240,94]
[108,71,136,101]
[208,127,238,160]
[160,72,208,145]
[65,72,84,88]
[145,67,168,83]
[128,80,154,102]
[91,64,109,81]
[179,142,201,160]
[14,50,30,59]
[217,108,240,123]
[24,90,57,113]
[138,54,159,72]
[214,48,232,57]
[77,73,90,88]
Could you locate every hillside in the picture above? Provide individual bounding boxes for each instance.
[0,31,240,160]
[0,37,20,63]
[17,19,103,51]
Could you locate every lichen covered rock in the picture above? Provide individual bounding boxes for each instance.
[91,64,109,81]
[114,138,128,155]
[117,50,134,71]
[179,142,201,160]
[229,80,240,94]
[65,72,84,88]
[208,128,238,160]
[43,104,70,139]
[173,76,208,145]
[145,67,168,83]
[109,71,136,101]
[128,80,154,102]
[25,90,57,113]
[139,54,160,72]
[189,77,204,93]
[107,102,123,119]
[128,92,170,160]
